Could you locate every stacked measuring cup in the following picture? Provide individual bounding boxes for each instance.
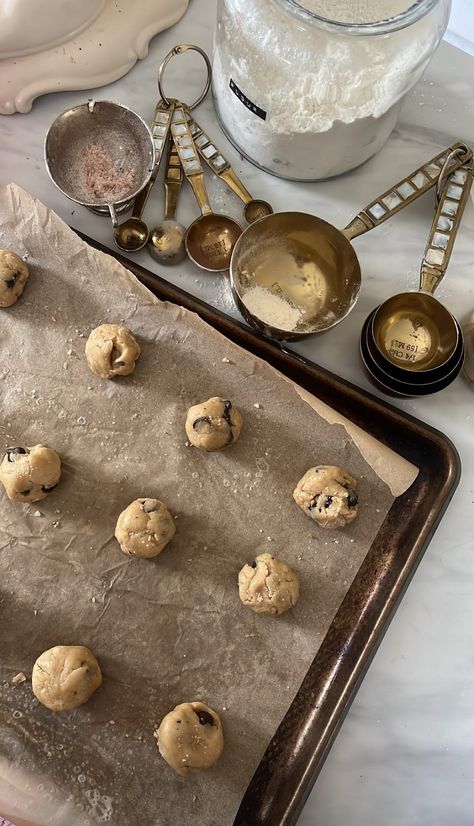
[361,153,473,397]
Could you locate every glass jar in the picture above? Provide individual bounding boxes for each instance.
[212,0,451,181]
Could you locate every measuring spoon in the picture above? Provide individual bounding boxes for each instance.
[230,142,472,339]
[114,100,175,251]
[148,136,186,265]
[370,158,473,372]
[170,104,243,272]
[185,111,273,224]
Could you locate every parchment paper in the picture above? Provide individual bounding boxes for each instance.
[0,184,418,826]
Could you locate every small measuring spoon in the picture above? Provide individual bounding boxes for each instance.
[148,136,186,265]
[114,100,175,251]
[230,142,472,339]
[170,104,243,272]
[185,111,273,224]
[371,159,474,372]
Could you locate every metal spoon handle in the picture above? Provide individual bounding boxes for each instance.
[419,159,474,294]
[164,137,183,221]
[186,111,253,203]
[170,104,212,217]
[343,142,473,241]
[129,100,176,220]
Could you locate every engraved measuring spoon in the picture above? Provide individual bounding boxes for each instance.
[185,111,273,224]
[170,104,242,272]
[148,136,186,265]
[114,101,175,251]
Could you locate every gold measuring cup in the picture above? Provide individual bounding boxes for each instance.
[114,100,175,251]
[371,158,474,373]
[185,111,273,224]
[230,142,472,340]
[170,104,243,272]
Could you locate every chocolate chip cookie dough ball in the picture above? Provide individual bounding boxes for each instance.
[154,702,224,776]
[238,552,300,616]
[0,250,29,308]
[0,444,61,503]
[32,645,102,712]
[115,498,176,558]
[293,465,358,528]
[185,397,243,452]
[85,323,141,379]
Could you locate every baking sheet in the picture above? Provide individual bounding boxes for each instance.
[0,184,417,826]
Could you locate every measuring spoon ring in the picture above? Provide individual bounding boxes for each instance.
[114,100,175,251]
[185,110,273,224]
[170,104,242,272]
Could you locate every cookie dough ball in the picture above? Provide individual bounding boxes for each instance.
[0,444,61,503]
[85,323,140,379]
[32,645,102,712]
[293,465,358,528]
[185,397,243,452]
[154,701,224,777]
[238,552,300,616]
[115,498,176,558]
[0,250,29,308]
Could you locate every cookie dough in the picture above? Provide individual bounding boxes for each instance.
[85,323,141,379]
[0,444,61,503]
[32,645,102,711]
[238,552,300,616]
[115,498,176,558]
[154,701,224,776]
[185,397,243,452]
[293,465,358,528]
[0,250,29,308]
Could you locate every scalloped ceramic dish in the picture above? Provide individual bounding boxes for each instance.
[0,0,189,114]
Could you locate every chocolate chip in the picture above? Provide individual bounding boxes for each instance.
[6,446,27,462]
[196,709,214,727]
[41,483,58,492]
[250,560,257,568]
[4,270,20,288]
[20,489,31,496]
[222,400,232,425]
[193,416,212,433]
[141,499,158,513]
[324,495,333,509]
[347,491,358,508]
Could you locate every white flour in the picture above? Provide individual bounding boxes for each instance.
[242,286,302,331]
[212,0,449,179]
[300,0,413,23]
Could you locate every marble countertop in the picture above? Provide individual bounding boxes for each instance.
[1,1,474,824]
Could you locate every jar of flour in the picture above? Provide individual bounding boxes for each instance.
[212,0,451,180]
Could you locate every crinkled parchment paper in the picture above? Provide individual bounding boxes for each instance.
[0,184,417,826]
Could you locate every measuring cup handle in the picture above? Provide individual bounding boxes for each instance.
[419,158,474,294]
[342,142,473,241]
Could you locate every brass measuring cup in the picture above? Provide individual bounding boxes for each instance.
[113,100,176,251]
[230,142,472,340]
[370,157,474,374]
[185,111,273,224]
[170,103,243,272]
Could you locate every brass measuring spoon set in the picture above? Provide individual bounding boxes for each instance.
[113,45,272,268]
